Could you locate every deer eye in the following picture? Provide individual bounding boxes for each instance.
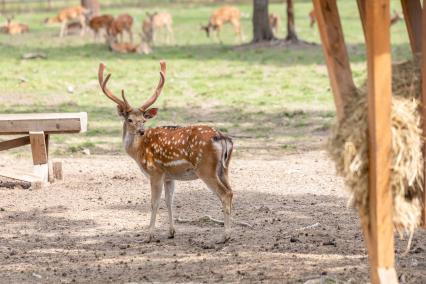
[127,118,133,123]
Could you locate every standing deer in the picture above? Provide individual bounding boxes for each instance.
[108,13,133,43]
[88,14,114,41]
[98,61,234,243]
[201,6,243,43]
[142,12,174,45]
[44,6,87,37]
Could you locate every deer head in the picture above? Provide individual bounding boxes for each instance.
[98,61,166,135]
[200,23,211,37]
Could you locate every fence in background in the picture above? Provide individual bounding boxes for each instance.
[0,0,258,14]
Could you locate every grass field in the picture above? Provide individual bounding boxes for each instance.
[0,1,412,156]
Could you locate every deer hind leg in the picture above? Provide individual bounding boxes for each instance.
[197,152,233,242]
[128,28,133,43]
[79,15,86,36]
[167,24,175,45]
[59,22,66,38]
[164,180,176,238]
[232,20,242,43]
[148,174,164,242]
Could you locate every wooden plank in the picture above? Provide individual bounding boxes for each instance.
[29,131,47,165]
[0,136,30,151]
[312,0,355,120]
[421,0,426,228]
[401,0,422,53]
[365,1,397,283]
[0,168,43,183]
[0,112,87,135]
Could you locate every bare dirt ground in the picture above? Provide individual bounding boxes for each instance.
[0,151,425,283]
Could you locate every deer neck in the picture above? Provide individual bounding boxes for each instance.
[122,124,145,159]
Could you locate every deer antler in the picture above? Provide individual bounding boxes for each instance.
[140,61,166,112]
[98,63,132,112]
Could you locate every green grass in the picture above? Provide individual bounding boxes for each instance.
[0,1,412,156]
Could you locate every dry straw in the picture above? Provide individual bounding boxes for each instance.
[328,60,424,235]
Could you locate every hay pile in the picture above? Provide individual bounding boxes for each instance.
[328,60,424,234]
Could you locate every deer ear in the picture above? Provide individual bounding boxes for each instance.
[117,105,127,117]
[143,108,158,119]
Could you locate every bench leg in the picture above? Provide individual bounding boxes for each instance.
[29,131,49,183]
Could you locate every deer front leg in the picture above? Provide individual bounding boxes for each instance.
[164,180,175,238]
[147,174,164,242]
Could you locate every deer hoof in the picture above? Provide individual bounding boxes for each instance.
[216,234,231,244]
[168,229,175,239]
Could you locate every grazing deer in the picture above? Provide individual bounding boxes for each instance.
[269,13,279,36]
[45,6,87,37]
[108,13,133,43]
[88,14,114,41]
[142,12,174,45]
[1,15,29,35]
[201,6,243,43]
[105,33,151,54]
[98,61,234,243]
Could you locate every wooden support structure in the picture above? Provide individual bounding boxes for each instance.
[365,1,396,282]
[0,113,87,188]
[401,0,422,53]
[312,0,355,120]
[313,0,401,283]
[422,0,426,228]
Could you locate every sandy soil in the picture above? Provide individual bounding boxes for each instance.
[0,151,425,283]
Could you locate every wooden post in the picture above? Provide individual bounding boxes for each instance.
[365,1,397,283]
[312,0,355,120]
[29,131,48,183]
[401,0,422,54]
[421,0,426,228]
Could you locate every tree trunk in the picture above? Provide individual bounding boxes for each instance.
[81,0,100,16]
[252,0,275,42]
[285,0,298,41]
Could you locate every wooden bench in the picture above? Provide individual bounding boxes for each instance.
[0,113,87,187]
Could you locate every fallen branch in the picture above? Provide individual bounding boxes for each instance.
[281,222,320,237]
[176,215,253,228]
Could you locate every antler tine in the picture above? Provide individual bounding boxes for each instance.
[98,63,132,111]
[140,61,166,112]
[121,89,132,111]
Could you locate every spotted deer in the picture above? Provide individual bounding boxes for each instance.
[142,12,174,45]
[98,61,234,243]
[107,13,133,43]
[201,6,243,43]
[44,6,87,37]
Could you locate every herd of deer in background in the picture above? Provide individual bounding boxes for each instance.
[0,5,403,54]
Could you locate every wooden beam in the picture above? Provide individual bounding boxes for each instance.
[312,0,355,120]
[0,136,30,151]
[0,168,43,189]
[29,131,48,165]
[421,0,426,228]
[401,0,422,53]
[0,112,87,135]
[365,1,397,283]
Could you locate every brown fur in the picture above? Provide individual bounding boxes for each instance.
[142,12,174,45]
[89,14,114,41]
[45,6,87,37]
[201,6,243,43]
[108,13,133,43]
[269,13,279,36]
